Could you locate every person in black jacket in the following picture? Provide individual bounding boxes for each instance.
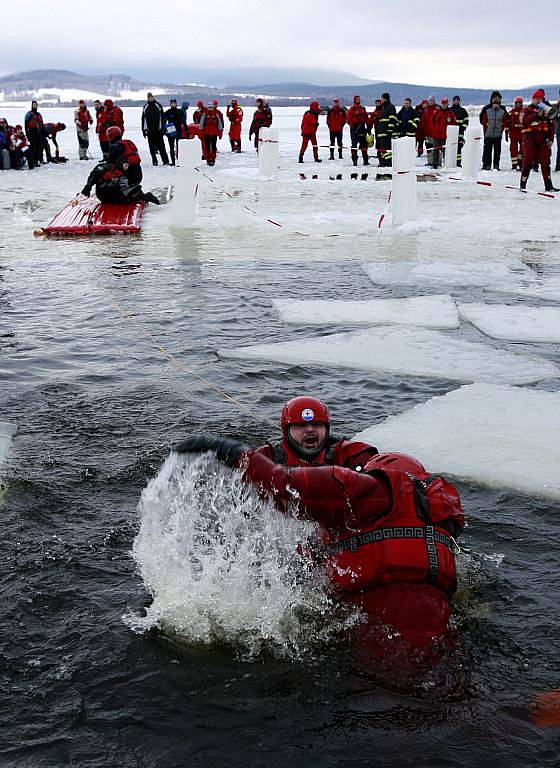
[377,92,398,166]
[451,95,469,166]
[164,98,187,166]
[141,92,169,166]
[396,98,419,138]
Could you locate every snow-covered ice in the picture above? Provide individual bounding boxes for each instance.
[355,383,560,499]
[363,261,529,288]
[492,280,560,303]
[459,303,560,342]
[273,295,459,329]
[219,327,558,384]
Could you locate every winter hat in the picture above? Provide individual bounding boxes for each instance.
[106,126,122,142]
[104,99,114,108]
[196,100,204,107]
[353,94,361,103]
[382,92,390,100]
[79,99,86,105]
[532,89,545,100]
[514,96,523,104]
[453,95,461,101]
[310,100,319,111]
[212,99,219,106]
[441,97,449,104]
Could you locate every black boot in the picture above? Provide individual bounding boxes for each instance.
[298,156,304,163]
[338,150,343,159]
[544,179,559,192]
[520,176,528,190]
[314,158,322,163]
[329,151,334,160]
[144,191,160,205]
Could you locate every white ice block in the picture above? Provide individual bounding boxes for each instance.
[355,383,560,499]
[219,327,557,384]
[170,139,200,227]
[444,125,460,170]
[273,295,459,330]
[391,137,417,227]
[459,303,560,342]
[0,422,17,468]
[461,124,483,179]
[492,279,560,303]
[258,128,279,178]
[363,261,531,288]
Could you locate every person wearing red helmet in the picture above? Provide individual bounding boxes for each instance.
[106,125,143,185]
[174,432,465,659]
[430,98,456,169]
[299,100,322,164]
[520,89,559,192]
[253,396,378,470]
[192,100,206,125]
[227,99,244,152]
[97,98,124,156]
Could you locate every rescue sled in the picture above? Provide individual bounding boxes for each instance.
[38,197,145,237]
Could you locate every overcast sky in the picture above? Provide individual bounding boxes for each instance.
[4,0,560,88]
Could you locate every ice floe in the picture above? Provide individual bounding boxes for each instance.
[363,261,529,288]
[219,327,558,384]
[0,422,17,468]
[355,383,560,499]
[459,303,560,343]
[273,295,459,329]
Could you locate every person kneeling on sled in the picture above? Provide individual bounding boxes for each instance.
[78,160,159,205]
[254,396,378,469]
[299,101,322,163]
[174,428,465,657]
[106,126,143,186]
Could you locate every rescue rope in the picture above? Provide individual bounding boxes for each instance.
[66,253,278,430]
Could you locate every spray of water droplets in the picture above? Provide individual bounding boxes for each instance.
[126,452,360,659]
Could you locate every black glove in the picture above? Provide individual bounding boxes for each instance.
[174,434,248,468]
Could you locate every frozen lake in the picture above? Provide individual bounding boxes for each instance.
[1,106,559,767]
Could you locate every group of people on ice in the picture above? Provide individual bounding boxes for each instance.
[0,101,66,170]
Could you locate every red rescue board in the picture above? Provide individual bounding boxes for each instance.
[42,198,145,237]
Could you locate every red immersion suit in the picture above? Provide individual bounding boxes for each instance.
[508,104,524,169]
[238,450,464,654]
[299,101,321,161]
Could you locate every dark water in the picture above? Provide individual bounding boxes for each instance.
[1,225,559,767]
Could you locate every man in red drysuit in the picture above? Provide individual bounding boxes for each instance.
[199,102,224,166]
[174,417,465,659]
[520,89,558,192]
[299,101,322,163]
[430,98,456,169]
[346,94,370,166]
[227,99,244,152]
[249,98,273,152]
[507,97,525,170]
[326,98,346,160]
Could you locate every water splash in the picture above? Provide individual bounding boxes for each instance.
[127,453,358,659]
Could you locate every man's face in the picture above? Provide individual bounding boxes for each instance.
[453,98,460,106]
[289,423,327,451]
[148,94,154,102]
[403,99,411,108]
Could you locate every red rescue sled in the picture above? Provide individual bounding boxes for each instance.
[41,197,145,237]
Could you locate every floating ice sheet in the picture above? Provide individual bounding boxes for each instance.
[0,422,17,467]
[219,327,558,384]
[459,303,560,342]
[355,383,560,499]
[492,280,560,303]
[363,261,529,288]
[273,295,459,330]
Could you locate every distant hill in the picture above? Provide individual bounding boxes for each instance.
[0,69,558,108]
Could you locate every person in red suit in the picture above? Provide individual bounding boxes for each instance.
[520,89,558,192]
[326,98,346,160]
[226,99,244,152]
[253,396,379,469]
[249,98,273,152]
[507,96,525,170]
[299,100,322,163]
[175,427,465,664]
[97,99,124,156]
[430,98,456,169]
[415,99,429,157]
[346,95,370,166]
[199,102,224,166]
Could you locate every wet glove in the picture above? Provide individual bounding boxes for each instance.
[174,434,248,467]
